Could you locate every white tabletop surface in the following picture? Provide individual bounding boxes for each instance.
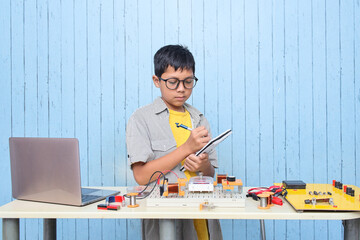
[1,187,360,220]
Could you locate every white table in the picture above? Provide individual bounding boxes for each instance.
[1,187,360,239]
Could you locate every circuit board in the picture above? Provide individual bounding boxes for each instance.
[146,187,246,208]
[284,183,360,212]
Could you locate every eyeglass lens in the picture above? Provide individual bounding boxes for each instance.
[165,78,196,89]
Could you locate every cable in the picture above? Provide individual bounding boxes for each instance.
[124,170,166,200]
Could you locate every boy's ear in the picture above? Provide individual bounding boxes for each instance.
[153,75,160,88]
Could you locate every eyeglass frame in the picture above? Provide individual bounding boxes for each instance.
[157,76,198,90]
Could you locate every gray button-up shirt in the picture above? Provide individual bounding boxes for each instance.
[126,97,222,240]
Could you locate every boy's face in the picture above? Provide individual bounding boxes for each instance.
[153,66,194,112]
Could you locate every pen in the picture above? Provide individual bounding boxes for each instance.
[175,123,193,131]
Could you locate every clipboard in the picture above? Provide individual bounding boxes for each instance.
[180,129,232,171]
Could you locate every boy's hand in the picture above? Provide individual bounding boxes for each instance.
[183,126,210,154]
[183,153,211,173]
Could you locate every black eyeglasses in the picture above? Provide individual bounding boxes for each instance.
[158,76,198,90]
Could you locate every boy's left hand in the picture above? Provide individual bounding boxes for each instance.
[183,153,210,173]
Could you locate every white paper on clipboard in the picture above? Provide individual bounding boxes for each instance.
[180,129,232,171]
[195,129,232,156]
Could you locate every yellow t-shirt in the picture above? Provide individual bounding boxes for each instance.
[168,109,209,240]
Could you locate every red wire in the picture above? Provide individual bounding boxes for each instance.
[247,185,283,195]
[156,170,180,184]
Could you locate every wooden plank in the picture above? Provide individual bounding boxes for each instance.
[11,0,25,137]
[355,0,360,189]
[61,0,75,138]
[100,0,115,187]
[37,0,49,137]
[164,0,178,44]
[138,0,153,107]
[151,0,165,100]
[325,0,341,191]
[114,0,127,189]
[204,0,218,134]
[178,0,192,46]
[244,0,259,186]
[48,0,62,137]
[258,0,274,187]
[340,0,356,184]
[178,0,193,105]
[191,0,205,112]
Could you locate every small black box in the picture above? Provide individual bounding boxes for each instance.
[282,180,306,189]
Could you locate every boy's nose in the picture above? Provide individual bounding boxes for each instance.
[176,81,186,91]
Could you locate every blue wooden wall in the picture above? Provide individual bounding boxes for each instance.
[0,0,359,239]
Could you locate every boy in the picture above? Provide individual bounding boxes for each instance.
[126,45,222,240]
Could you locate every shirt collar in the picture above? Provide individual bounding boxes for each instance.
[152,97,202,123]
[152,97,168,114]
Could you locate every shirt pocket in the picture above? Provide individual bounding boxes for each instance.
[151,140,176,157]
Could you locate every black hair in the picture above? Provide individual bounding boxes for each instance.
[154,45,195,77]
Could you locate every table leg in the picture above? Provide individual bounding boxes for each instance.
[2,218,19,240]
[44,218,56,240]
[260,219,266,240]
[343,218,360,240]
[159,219,176,240]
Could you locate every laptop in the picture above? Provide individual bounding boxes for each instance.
[9,137,120,206]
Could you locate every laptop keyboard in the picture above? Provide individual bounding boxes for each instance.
[81,194,103,203]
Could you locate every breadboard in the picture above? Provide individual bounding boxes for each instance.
[146,187,245,208]
[284,183,360,212]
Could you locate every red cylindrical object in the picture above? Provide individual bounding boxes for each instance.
[272,196,283,206]
[344,185,347,193]
[332,180,336,186]
[115,196,124,202]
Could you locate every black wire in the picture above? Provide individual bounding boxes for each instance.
[136,171,166,199]
[124,170,166,199]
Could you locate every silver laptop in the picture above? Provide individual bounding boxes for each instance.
[9,137,120,206]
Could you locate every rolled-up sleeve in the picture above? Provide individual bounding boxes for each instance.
[126,113,154,168]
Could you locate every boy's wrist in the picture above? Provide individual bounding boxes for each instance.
[179,143,193,157]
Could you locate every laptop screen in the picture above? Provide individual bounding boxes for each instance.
[9,137,83,206]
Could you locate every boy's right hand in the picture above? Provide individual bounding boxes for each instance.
[183,126,211,154]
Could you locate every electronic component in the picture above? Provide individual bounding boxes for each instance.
[222,178,243,193]
[282,180,306,189]
[283,181,360,212]
[127,192,139,208]
[215,174,228,185]
[227,176,236,182]
[97,204,120,211]
[188,176,214,192]
[146,187,245,208]
[304,198,335,206]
